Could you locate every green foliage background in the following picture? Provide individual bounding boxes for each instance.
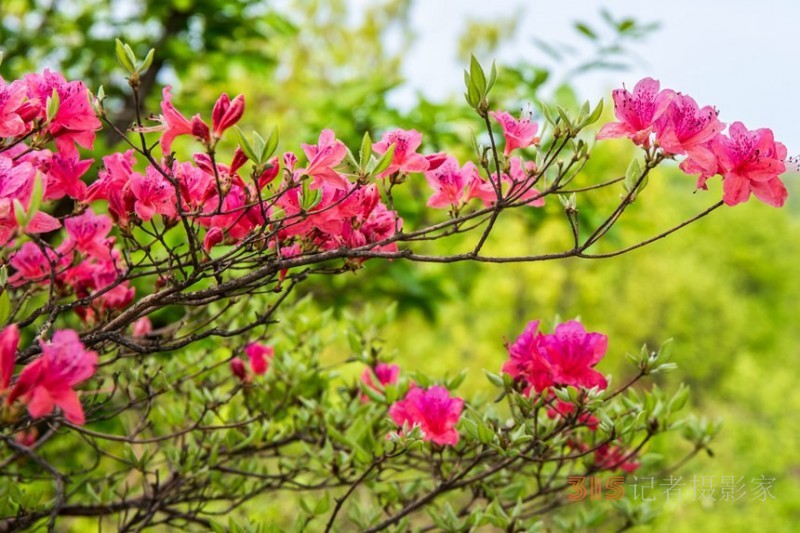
[2,0,798,530]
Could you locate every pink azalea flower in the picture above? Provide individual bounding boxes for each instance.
[158,86,193,154]
[130,166,178,222]
[42,152,93,201]
[597,77,675,146]
[541,320,608,390]
[424,156,494,209]
[0,80,30,138]
[360,363,400,402]
[0,156,61,242]
[0,324,19,391]
[211,93,245,138]
[300,129,349,190]
[6,330,98,425]
[490,111,540,156]
[203,226,225,252]
[173,160,215,211]
[373,129,430,177]
[24,70,101,157]
[546,399,599,430]
[61,209,114,260]
[132,317,152,337]
[655,93,724,156]
[501,320,554,394]
[593,444,640,473]
[507,157,544,207]
[389,385,463,446]
[502,320,608,394]
[711,122,788,207]
[8,242,61,287]
[244,343,274,375]
[87,150,137,227]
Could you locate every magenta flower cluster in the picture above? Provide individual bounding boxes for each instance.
[598,77,789,207]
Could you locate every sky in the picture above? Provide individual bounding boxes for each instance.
[353,0,800,153]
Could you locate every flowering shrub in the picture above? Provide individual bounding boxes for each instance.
[0,44,790,530]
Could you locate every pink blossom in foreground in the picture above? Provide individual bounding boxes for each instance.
[6,330,98,425]
[711,122,788,207]
[300,129,349,190]
[0,324,19,391]
[502,320,608,394]
[597,77,675,146]
[360,363,400,402]
[389,385,463,446]
[244,343,274,375]
[373,129,430,177]
[490,110,540,156]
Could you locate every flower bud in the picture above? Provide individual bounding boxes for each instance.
[212,94,245,138]
[230,358,248,381]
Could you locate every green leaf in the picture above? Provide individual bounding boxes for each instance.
[27,173,43,222]
[575,22,598,40]
[464,71,480,108]
[584,99,604,126]
[264,128,279,161]
[371,143,395,176]
[359,131,372,168]
[470,54,486,95]
[483,370,504,388]
[487,60,498,93]
[139,48,155,74]
[45,89,60,123]
[0,291,10,325]
[235,127,258,162]
[115,39,136,73]
[12,199,27,230]
[252,131,266,162]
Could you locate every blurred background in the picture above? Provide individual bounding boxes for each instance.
[2,0,798,530]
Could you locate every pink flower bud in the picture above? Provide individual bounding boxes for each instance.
[191,115,211,143]
[257,157,280,189]
[212,93,245,138]
[244,342,273,375]
[230,147,249,174]
[203,227,224,252]
[230,358,248,381]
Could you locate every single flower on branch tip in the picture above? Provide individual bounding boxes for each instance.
[490,110,540,156]
[389,385,463,446]
[597,77,675,147]
[711,122,788,207]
